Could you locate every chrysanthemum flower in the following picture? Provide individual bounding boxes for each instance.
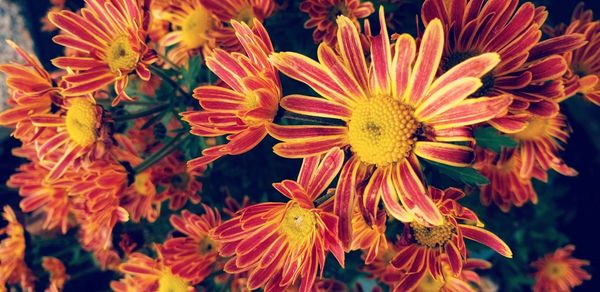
[30,97,110,181]
[0,41,56,140]
[42,257,69,291]
[160,205,221,284]
[213,148,345,291]
[0,206,36,291]
[361,238,403,287]
[182,21,280,170]
[300,0,374,45]
[202,0,276,52]
[390,187,512,290]
[268,9,511,246]
[49,0,157,106]
[532,245,591,292]
[112,248,194,292]
[421,0,586,133]
[158,153,204,210]
[159,0,219,64]
[403,257,492,292]
[350,207,388,264]
[474,148,543,211]
[509,113,577,178]
[545,3,600,106]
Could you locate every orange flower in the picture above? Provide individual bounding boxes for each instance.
[160,205,221,284]
[49,0,157,106]
[421,0,586,133]
[300,0,374,45]
[474,148,543,211]
[532,245,591,292]
[390,187,511,290]
[42,257,69,291]
[268,8,511,247]
[29,97,110,181]
[0,206,36,292]
[157,153,204,210]
[509,113,577,178]
[0,41,56,140]
[112,248,194,292]
[181,21,280,170]
[545,3,599,106]
[405,257,492,292]
[212,148,345,291]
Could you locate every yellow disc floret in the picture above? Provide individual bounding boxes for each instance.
[411,221,455,248]
[280,204,317,246]
[348,97,419,166]
[511,117,548,141]
[543,261,568,280]
[181,8,214,49]
[65,98,98,147]
[158,270,189,292]
[105,34,139,72]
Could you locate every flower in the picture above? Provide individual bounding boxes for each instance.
[212,148,345,291]
[111,248,194,292]
[159,205,221,284]
[181,20,280,170]
[157,153,204,210]
[30,97,110,181]
[159,0,218,64]
[532,245,591,292]
[350,207,388,264]
[268,8,511,247]
[474,148,543,211]
[42,257,69,291]
[361,239,403,287]
[405,257,492,292]
[0,206,36,291]
[390,187,511,290]
[509,113,577,178]
[421,0,586,133]
[49,0,157,106]
[299,0,374,45]
[545,3,600,106]
[0,41,56,140]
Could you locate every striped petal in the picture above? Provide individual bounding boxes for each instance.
[414,141,474,167]
[336,16,369,89]
[415,77,482,121]
[460,224,513,258]
[427,95,512,129]
[280,94,351,120]
[428,53,500,94]
[334,157,361,249]
[392,34,416,100]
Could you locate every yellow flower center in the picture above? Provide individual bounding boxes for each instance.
[347,97,419,166]
[133,172,152,195]
[181,8,213,49]
[544,261,567,280]
[105,35,139,72]
[65,99,98,147]
[417,273,445,292]
[235,5,256,26]
[280,204,317,246]
[411,221,455,248]
[197,235,217,254]
[158,270,188,292]
[511,117,548,141]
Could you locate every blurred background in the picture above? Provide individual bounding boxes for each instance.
[0,0,599,291]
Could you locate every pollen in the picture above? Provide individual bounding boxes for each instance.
[511,117,548,141]
[105,34,139,72]
[158,270,188,292]
[280,204,317,245]
[347,97,419,166]
[411,221,455,248]
[65,98,98,147]
[181,8,214,49]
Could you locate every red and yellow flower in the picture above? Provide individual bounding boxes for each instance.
[157,153,204,210]
[212,148,345,291]
[421,0,586,133]
[474,148,543,211]
[532,245,591,292]
[390,187,511,290]
[268,8,511,247]
[182,21,280,170]
[350,207,388,264]
[0,206,36,291]
[160,205,221,284]
[299,0,374,45]
[403,257,492,292]
[42,257,69,291]
[49,0,157,106]
[545,3,600,106]
[0,41,56,140]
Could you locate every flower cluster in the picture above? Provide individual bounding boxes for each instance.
[0,0,595,291]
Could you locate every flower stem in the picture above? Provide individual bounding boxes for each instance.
[112,103,170,122]
[148,64,194,100]
[282,111,345,126]
[133,132,190,174]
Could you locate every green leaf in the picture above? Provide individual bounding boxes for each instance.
[474,127,517,152]
[425,160,490,186]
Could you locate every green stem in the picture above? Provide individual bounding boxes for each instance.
[282,112,344,126]
[314,188,336,206]
[148,64,194,100]
[133,132,189,174]
[112,103,169,122]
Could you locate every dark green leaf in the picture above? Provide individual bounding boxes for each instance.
[474,127,517,152]
[424,160,490,185]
